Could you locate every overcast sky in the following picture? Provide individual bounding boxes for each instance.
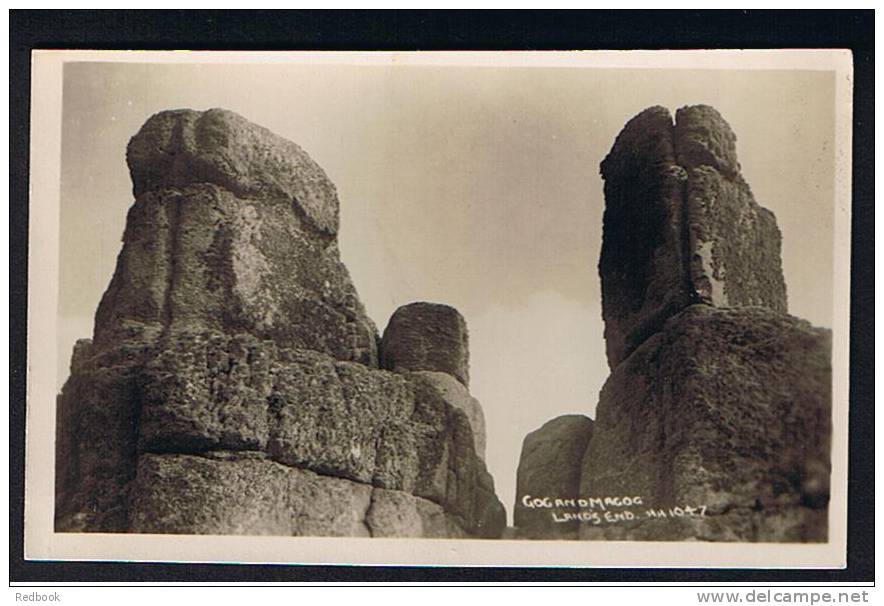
[58,59,837,522]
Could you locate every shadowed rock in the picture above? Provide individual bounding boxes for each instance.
[599,105,787,367]
[599,106,694,368]
[579,305,831,542]
[54,344,145,532]
[519,104,830,543]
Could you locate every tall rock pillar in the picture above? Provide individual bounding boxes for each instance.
[514,105,831,542]
[583,105,830,542]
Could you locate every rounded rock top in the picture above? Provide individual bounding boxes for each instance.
[674,104,740,176]
[381,302,470,387]
[126,108,340,235]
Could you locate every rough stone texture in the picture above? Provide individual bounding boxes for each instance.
[54,340,152,532]
[381,302,470,387]
[675,105,786,312]
[95,110,378,366]
[513,415,594,538]
[407,374,506,538]
[599,105,787,367]
[129,452,467,538]
[673,105,740,177]
[129,452,372,536]
[579,305,832,542]
[58,330,504,538]
[139,332,276,453]
[126,108,339,234]
[410,370,486,460]
[367,488,468,539]
[136,331,415,486]
[682,160,787,312]
[268,349,418,490]
[56,109,505,540]
[515,104,829,544]
[599,106,694,368]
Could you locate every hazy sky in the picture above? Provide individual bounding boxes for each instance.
[58,59,837,521]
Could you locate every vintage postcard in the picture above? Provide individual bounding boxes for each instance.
[25,50,852,567]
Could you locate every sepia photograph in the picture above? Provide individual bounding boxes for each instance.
[24,49,852,568]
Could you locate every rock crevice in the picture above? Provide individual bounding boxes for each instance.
[56,109,504,539]
[516,105,830,542]
[599,104,787,368]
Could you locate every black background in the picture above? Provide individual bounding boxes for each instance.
[9,9,875,584]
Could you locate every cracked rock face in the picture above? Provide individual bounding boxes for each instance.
[131,329,502,534]
[57,331,504,537]
[409,370,486,460]
[126,108,339,234]
[580,305,831,542]
[516,105,831,543]
[128,452,468,538]
[599,104,787,368]
[56,109,504,539]
[96,109,378,366]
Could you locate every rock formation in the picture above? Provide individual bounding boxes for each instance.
[599,105,787,368]
[408,370,486,461]
[95,109,378,366]
[513,415,593,539]
[56,108,505,538]
[381,302,471,387]
[579,305,831,542]
[379,302,487,456]
[515,105,831,542]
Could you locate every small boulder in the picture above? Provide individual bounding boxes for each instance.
[514,414,594,538]
[381,302,470,387]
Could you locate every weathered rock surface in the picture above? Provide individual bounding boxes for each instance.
[676,105,787,313]
[129,452,467,538]
[683,163,786,311]
[59,329,504,537]
[599,104,787,368]
[366,486,469,539]
[126,108,339,234]
[95,109,378,366]
[406,373,505,537]
[132,329,504,536]
[410,370,486,460]
[517,105,831,544]
[599,106,693,368]
[130,452,373,536]
[579,305,831,542]
[673,105,740,177]
[381,302,470,387]
[56,109,505,540]
[54,339,150,532]
[513,415,594,538]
